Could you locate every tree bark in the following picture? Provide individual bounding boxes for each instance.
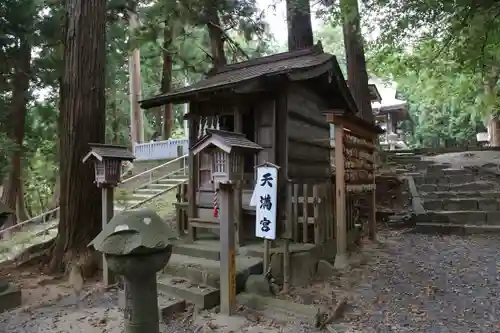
[286,0,314,51]
[161,26,174,140]
[340,0,373,123]
[206,7,227,69]
[1,40,31,228]
[127,6,144,144]
[51,0,107,274]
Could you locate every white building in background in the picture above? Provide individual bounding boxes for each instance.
[369,76,410,150]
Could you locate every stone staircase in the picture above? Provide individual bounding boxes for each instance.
[115,171,188,212]
[154,240,263,313]
[391,152,500,234]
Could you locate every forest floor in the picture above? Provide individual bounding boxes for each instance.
[1,151,500,332]
[2,228,500,332]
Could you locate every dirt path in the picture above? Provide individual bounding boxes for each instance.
[340,229,500,332]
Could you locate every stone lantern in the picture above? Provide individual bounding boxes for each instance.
[89,209,177,333]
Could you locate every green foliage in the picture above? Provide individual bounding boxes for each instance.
[0,0,272,218]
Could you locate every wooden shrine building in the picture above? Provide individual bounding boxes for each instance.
[140,42,382,281]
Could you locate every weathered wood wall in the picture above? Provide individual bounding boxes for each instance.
[287,83,331,180]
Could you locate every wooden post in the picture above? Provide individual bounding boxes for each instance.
[102,187,115,286]
[219,182,236,316]
[187,117,197,243]
[334,125,348,269]
[369,148,376,241]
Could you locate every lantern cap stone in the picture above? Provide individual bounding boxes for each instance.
[89,209,177,255]
[82,143,135,163]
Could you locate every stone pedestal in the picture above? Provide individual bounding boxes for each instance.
[107,248,172,333]
[0,281,21,313]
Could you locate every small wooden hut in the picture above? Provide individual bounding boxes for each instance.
[140,43,382,284]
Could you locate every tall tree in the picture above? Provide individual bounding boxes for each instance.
[51,0,107,272]
[286,0,314,50]
[340,0,372,122]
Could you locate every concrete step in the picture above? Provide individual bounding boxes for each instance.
[157,275,220,309]
[161,253,262,290]
[422,191,500,199]
[418,181,496,193]
[129,192,156,199]
[422,210,500,225]
[423,198,500,211]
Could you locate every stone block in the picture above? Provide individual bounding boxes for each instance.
[478,199,499,211]
[0,284,21,313]
[157,275,220,309]
[418,184,437,192]
[487,212,500,225]
[423,200,442,211]
[270,251,317,286]
[445,211,486,225]
[244,274,273,296]
[442,199,478,211]
[316,259,337,279]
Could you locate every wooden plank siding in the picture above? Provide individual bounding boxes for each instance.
[287,84,331,180]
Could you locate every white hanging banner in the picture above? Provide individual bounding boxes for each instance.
[251,166,278,240]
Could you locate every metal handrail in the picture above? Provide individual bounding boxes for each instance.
[1,155,189,233]
[120,154,187,185]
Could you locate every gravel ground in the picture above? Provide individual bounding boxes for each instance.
[343,230,500,333]
[3,229,500,332]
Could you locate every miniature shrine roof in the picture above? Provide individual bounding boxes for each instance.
[191,129,263,156]
[140,42,359,115]
[82,143,135,162]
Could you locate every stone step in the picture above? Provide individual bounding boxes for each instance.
[414,173,476,185]
[130,192,156,199]
[422,191,500,199]
[172,242,222,261]
[118,289,186,318]
[147,183,177,189]
[158,177,188,184]
[425,168,474,177]
[157,275,220,309]
[418,181,496,193]
[134,188,166,195]
[161,253,262,289]
[423,210,500,225]
[414,223,500,235]
[423,198,500,211]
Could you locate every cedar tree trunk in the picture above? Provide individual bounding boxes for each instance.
[161,26,174,140]
[206,7,227,69]
[51,0,107,274]
[341,0,373,123]
[1,40,31,228]
[286,0,314,51]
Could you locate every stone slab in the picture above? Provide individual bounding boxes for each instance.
[172,243,221,261]
[0,284,21,313]
[423,198,500,211]
[161,254,262,290]
[157,275,220,309]
[414,223,500,235]
[425,210,488,225]
[236,292,324,327]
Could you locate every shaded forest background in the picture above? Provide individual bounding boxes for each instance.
[1,0,499,271]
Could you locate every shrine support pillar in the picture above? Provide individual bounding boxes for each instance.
[334,125,348,269]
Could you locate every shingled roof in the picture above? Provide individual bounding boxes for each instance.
[140,42,358,114]
[191,129,263,156]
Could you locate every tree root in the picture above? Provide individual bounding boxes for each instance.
[14,238,55,268]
